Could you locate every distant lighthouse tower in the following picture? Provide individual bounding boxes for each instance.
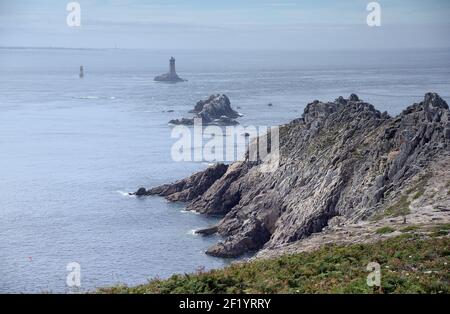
[154,56,185,82]
[169,57,177,80]
[79,65,84,79]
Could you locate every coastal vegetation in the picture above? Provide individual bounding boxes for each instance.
[99,234,449,294]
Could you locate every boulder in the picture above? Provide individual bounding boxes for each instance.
[135,187,147,196]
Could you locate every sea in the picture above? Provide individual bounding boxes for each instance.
[0,47,449,292]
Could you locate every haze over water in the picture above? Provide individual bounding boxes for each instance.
[1,47,450,292]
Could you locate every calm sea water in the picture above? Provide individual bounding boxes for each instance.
[0,48,449,293]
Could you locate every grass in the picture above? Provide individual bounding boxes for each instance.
[412,190,424,200]
[384,195,411,217]
[376,226,396,234]
[400,225,420,233]
[406,172,433,199]
[372,172,433,221]
[430,224,450,237]
[98,235,450,294]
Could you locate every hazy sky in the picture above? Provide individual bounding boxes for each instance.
[0,0,449,49]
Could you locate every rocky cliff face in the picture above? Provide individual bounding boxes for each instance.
[136,93,450,257]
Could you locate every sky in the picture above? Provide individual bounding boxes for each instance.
[0,0,449,50]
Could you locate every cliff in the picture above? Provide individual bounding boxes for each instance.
[136,93,450,258]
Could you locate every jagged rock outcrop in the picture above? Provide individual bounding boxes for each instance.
[137,93,450,257]
[131,163,228,202]
[194,225,218,236]
[169,94,241,126]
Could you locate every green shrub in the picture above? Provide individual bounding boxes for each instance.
[384,195,411,217]
[376,226,396,234]
[400,225,420,233]
[412,190,424,200]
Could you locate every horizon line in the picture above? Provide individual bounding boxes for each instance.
[2,46,450,52]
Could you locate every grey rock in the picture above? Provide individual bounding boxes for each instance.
[135,187,147,196]
[139,163,228,202]
[169,117,194,125]
[206,218,270,257]
[154,73,185,82]
[170,94,241,126]
[195,225,219,236]
[349,93,360,102]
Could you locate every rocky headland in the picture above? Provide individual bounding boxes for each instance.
[135,93,450,258]
[169,94,242,126]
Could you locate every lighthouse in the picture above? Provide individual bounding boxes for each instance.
[154,57,185,82]
[169,57,177,80]
[79,65,84,79]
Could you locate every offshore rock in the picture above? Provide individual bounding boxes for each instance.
[169,94,241,126]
